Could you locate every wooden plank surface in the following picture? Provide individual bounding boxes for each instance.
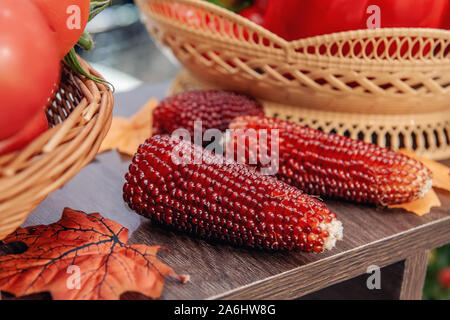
[2,84,450,300]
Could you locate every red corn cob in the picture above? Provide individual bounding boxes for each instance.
[123,135,343,252]
[152,90,264,137]
[228,116,433,206]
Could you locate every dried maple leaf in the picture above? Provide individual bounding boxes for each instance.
[386,149,450,216]
[389,188,441,216]
[398,149,450,192]
[99,98,158,156]
[0,208,188,300]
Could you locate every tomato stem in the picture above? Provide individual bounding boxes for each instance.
[77,32,94,51]
[90,1,112,22]
[64,49,114,90]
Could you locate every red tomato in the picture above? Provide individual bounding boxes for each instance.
[0,0,60,141]
[239,0,268,25]
[0,111,48,156]
[240,6,265,25]
[30,0,91,58]
[263,0,449,41]
[438,267,450,288]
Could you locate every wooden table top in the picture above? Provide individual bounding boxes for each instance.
[15,84,450,300]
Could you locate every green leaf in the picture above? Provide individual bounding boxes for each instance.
[89,1,112,22]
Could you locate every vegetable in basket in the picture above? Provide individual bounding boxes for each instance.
[371,0,448,28]
[0,0,111,156]
[0,112,49,156]
[30,0,91,59]
[444,6,450,28]
[0,0,60,143]
[262,0,449,41]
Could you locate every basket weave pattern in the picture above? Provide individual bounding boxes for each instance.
[0,60,113,240]
[171,70,450,160]
[137,0,450,114]
[139,0,450,159]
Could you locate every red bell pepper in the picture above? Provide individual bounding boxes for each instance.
[263,0,370,40]
[368,0,448,28]
[443,5,450,29]
[263,0,449,41]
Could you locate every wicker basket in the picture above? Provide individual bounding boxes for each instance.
[0,59,114,240]
[137,0,450,159]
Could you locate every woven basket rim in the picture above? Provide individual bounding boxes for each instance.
[0,63,105,163]
[138,0,450,67]
[0,58,113,240]
[138,0,450,43]
[171,70,450,161]
[137,0,286,41]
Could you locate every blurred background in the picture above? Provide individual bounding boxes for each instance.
[78,0,180,91]
[425,245,450,300]
[81,0,449,300]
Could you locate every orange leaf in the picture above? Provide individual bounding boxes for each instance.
[398,149,450,192]
[99,98,158,156]
[389,188,441,216]
[0,208,188,300]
